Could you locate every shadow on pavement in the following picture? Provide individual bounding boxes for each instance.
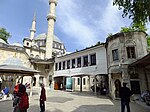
[28,104,39,112]
[69,91,109,99]
[46,96,73,103]
[72,104,117,112]
[29,104,63,112]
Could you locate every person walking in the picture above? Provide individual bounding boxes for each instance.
[49,80,52,91]
[40,84,46,112]
[120,82,133,112]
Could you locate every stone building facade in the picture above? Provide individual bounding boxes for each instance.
[0,0,149,100]
[106,31,148,99]
[0,0,66,88]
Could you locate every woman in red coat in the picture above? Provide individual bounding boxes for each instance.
[40,84,46,112]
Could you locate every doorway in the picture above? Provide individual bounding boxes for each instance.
[130,81,141,94]
[114,79,121,98]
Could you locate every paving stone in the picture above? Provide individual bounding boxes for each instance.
[0,88,150,112]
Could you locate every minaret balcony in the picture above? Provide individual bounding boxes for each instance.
[30,28,36,32]
[47,14,56,21]
[49,0,57,5]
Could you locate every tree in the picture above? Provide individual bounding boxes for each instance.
[113,0,150,28]
[147,35,150,47]
[120,27,134,33]
[120,25,147,33]
[0,28,11,43]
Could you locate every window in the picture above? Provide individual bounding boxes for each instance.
[83,78,86,85]
[45,64,50,69]
[72,59,75,68]
[53,43,55,48]
[26,42,29,46]
[77,57,81,68]
[30,54,34,57]
[55,63,58,71]
[127,47,136,59]
[90,53,96,65]
[59,62,61,70]
[63,61,65,70]
[59,44,61,49]
[56,43,59,49]
[35,55,40,59]
[112,49,119,61]
[77,78,80,85]
[83,55,88,67]
[67,60,70,69]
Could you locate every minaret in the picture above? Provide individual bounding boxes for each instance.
[30,12,36,40]
[45,0,57,59]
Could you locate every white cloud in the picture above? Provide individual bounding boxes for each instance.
[55,0,130,49]
[56,0,99,48]
[39,0,132,50]
[96,0,129,35]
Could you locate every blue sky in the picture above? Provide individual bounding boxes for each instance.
[0,0,149,52]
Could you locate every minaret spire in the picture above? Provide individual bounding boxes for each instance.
[30,12,36,40]
[45,0,57,59]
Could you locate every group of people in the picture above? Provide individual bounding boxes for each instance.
[13,82,29,112]
[1,79,148,112]
[0,81,10,99]
[13,82,46,112]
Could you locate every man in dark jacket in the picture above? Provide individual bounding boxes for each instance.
[120,82,133,112]
[40,84,46,112]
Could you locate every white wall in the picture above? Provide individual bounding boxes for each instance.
[54,45,108,77]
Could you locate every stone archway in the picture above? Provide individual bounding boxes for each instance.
[114,79,121,98]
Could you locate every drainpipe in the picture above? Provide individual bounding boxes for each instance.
[80,76,82,92]
[94,75,97,94]
[144,67,149,90]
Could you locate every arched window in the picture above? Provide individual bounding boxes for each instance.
[35,55,40,59]
[26,42,29,46]
[30,54,34,57]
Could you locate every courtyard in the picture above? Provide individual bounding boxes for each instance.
[0,87,150,112]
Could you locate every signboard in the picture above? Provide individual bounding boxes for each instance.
[66,77,72,91]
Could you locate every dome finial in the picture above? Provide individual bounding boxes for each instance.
[33,11,36,21]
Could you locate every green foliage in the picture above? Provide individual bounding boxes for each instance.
[147,35,150,47]
[96,41,101,45]
[113,0,150,28]
[120,27,134,33]
[107,33,113,37]
[0,28,11,43]
[120,24,147,33]
[132,22,147,31]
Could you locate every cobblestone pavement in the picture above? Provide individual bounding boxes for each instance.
[0,87,150,112]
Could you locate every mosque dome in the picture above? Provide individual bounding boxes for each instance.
[35,33,46,40]
[35,33,62,43]
[11,42,23,47]
[32,43,38,48]
[0,38,7,44]
[3,57,23,66]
